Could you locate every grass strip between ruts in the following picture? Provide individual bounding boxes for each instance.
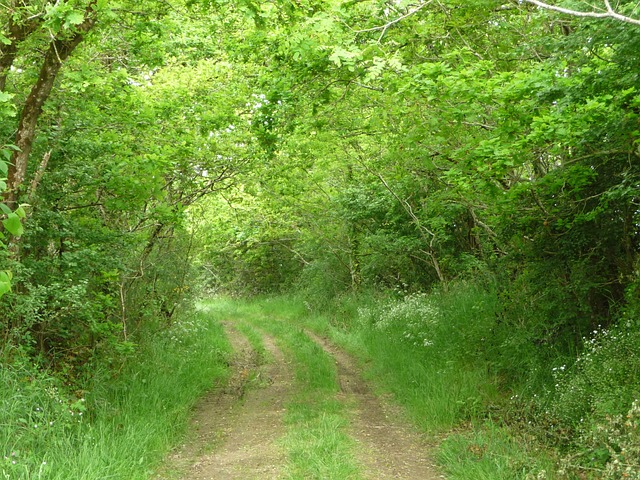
[209,299,364,480]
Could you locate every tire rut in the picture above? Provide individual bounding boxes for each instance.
[157,321,294,480]
[306,331,443,480]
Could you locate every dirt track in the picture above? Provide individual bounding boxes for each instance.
[307,331,441,479]
[157,321,442,480]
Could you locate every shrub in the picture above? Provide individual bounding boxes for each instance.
[549,323,640,430]
[559,400,640,479]
[545,312,640,476]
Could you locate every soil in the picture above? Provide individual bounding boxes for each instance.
[157,322,443,480]
[157,322,294,479]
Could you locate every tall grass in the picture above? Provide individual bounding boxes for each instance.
[288,279,640,478]
[266,282,559,478]
[0,309,231,479]
[438,422,558,480]
[289,283,502,431]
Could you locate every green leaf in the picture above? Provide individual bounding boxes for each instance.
[0,271,12,298]
[0,203,11,215]
[2,213,23,236]
[65,11,86,28]
[15,206,26,219]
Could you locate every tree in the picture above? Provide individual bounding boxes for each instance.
[196,0,639,351]
[0,0,263,367]
[1,0,99,210]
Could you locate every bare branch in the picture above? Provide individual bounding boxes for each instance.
[355,1,433,42]
[524,0,640,26]
[28,149,51,201]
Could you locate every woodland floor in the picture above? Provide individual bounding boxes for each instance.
[156,319,443,480]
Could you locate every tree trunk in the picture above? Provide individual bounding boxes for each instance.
[4,2,97,209]
[0,3,43,92]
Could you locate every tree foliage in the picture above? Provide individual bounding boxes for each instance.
[192,4,640,430]
[0,0,260,372]
[0,0,638,474]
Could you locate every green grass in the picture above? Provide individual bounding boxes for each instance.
[252,314,361,479]
[233,287,559,479]
[0,288,563,479]
[346,327,494,430]
[252,287,500,432]
[438,422,558,480]
[0,309,231,479]
[283,401,360,480]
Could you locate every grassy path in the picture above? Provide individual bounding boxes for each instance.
[307,331,439,479]
[156,299,442,479]
[158,322,293,479]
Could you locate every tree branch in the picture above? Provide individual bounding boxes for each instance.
[355,1,433,42]
[4,0,99,209]
[524,0,640,26]
[0,7,44,91]
[28,149,51,202]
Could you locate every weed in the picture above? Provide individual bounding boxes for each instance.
[356,292,441,348]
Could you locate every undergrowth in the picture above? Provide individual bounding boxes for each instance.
[10,279,632,479]
[0,308,230,479]
[248,277,640,479]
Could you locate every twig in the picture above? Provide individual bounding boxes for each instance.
[355,1,432,42]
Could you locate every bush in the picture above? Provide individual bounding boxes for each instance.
[541,314,640,477]
[558,400,640,479]
[549,323,640,429]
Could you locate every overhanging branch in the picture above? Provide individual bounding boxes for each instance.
[524,0,640,26]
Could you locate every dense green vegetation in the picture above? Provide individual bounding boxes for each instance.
[0,308,230,478]
[226,295,560,479]
[1,0,639,478]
